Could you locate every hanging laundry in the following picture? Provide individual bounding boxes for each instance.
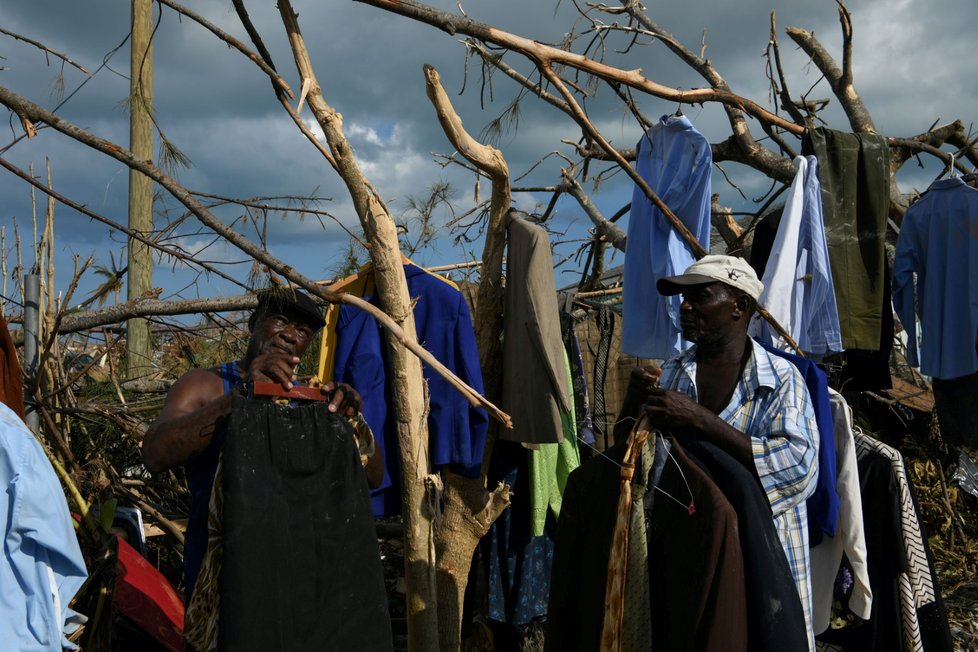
[500,216,571,446]
[546,435,748,652]
[684,439,809,652]
[0,403,88,651]
[219,396,392,652]
[622,114,712,360]
[756,340,839,544]
[481,439,557,630]
[591,305,615,450]
[750,155,842,355]
[819,432,952,652]
[832,264,895,391]
[600,424,649,652]
[803,128,890,351]
[528,350,580,537]
[330,263,488,516]
[893,176,978,447]
[565,323,596,449]
[817,438,905,651]
[809,390,872,636]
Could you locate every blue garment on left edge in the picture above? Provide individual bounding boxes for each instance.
[893,176,978,380]
[757,340,838,545]
[622,114,712,360]
[333,264,488,516]
[1,403,88,651]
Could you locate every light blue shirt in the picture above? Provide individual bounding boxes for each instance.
[622,114,712,359]
[1,403,88,651]
[752,156,842,355]
[893,177,978,379]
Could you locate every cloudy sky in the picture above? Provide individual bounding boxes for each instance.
[0,0,974,309]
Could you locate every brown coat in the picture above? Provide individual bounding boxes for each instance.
[547,436,748,652]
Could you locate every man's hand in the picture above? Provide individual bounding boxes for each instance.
[319,381,362,417]
[625,365,662,404]
[244,352,301,390]
[643,387,711,434]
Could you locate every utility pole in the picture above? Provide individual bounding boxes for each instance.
[127,0,154,380]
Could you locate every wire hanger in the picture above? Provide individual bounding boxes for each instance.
[577,421,696,516]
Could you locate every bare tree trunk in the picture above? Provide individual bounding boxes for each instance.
[127,0,154,381]
[276,4,439,649]
[423,65,514,650]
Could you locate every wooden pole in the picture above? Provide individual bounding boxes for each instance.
[126,0,154,380]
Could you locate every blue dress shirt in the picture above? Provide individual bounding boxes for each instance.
[752,156,842,355]
[333,264,488,516]
[622,114,712,359]
[893,177,978,379]
[1,403,88,651]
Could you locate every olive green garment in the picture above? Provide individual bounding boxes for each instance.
[804,128,890,350]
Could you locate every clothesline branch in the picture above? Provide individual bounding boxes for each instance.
[536,65,807,356]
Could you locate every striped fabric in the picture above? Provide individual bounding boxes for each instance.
[854,431,936,652]
[658,338,819,650]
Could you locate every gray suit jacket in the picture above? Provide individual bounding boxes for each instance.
[500,216,571,445]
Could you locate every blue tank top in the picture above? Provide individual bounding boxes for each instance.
[183,361,240,599]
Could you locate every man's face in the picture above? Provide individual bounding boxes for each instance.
[678,282,741,345]
[249,308,317,359]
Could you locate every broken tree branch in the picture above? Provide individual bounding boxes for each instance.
[356,0,805,135]
[0,84,510,428]
[0,27,92,75]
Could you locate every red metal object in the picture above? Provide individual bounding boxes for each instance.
[250,380,328,402]
[114,534,185,652]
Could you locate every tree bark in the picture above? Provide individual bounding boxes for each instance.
[423,64,514,650]
[276,4,439,649]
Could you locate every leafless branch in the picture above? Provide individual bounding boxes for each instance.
[0,27,92,75]
[560,169,627,250]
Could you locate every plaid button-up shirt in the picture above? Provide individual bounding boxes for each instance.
[658,338,819,649]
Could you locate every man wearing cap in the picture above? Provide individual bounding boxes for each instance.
[618,254,819,648]
[142,287,379,604]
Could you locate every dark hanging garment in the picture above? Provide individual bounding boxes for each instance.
[547,437,747,652]
[592,305,615,450]
[647,438,748,652]
[832,263,894,391]
[817,447,904,651]
[219,395,392,652]
[480,439,556,627]
[818,437,952,652]
[803,128,890,351]
[684,440,808,652]
[932,371,978,448]
[747,206,783,279]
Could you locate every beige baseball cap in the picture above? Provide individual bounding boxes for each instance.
[656,254,764,301]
